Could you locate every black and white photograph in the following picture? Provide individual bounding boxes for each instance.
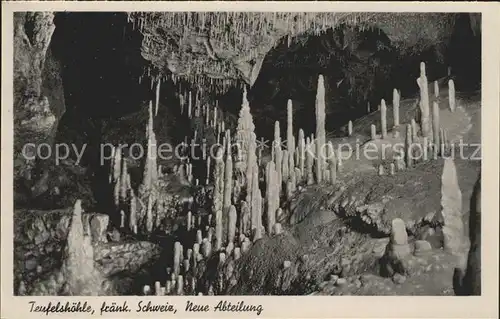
[6,7,489,302]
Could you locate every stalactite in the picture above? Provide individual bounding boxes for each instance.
[417,62,431,138]
[380,99,387,139]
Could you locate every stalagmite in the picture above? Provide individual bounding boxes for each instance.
[378,164,385,176]
[155,78,161,116]
[448,79,456,112]
[417,62,431,138]
[390,163,396,175]
[185,211,192,232]
[215,210,223,250]
[202,238,212,258]
[250,164,260,231]
[434,80,439,98]
[120,160,128,202]
[393,88,400,128]
[411,119,418,141]
[328,142,337,184]
[315,136,323,184]
[227,205,237,244]
[432,101,440,155]
[173,241,181,276]
[245,134,257,203]
[240,201,252,234]
[155,281,161,296]
[273,223,282,235]
[441,158,464,256]
[347,120,353,136]
[266,161,277,233]
[205,156,211,185]
[233,247,241,260]
[274,121,283,193]
[212,147,224,214]
[380,99,387,139]
[315,74,327,182]
[371,124,377,140]
[176,275,184,295]
[405,124,413,168]
[188,91,192,118]
[298,129,305,179]
[286,99,296,173]
[282,149,289,183]
[223,132,233,214]
[253,188,263,242]
[306,137,314,185]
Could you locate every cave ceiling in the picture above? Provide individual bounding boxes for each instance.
[128,12,457,90]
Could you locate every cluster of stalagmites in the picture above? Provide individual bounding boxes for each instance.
[45,58,472,296]
[119,70,349,295]
[367,62,456,176]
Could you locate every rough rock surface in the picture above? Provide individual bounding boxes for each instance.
[130,12,456,87]
[14,205,161,295]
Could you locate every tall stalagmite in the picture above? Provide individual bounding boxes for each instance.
[315,74,327,183]
[274,121,283,193]
[223,130,233,214]
[265,161,277,233]
[139,101,158,233]
[212,147,225,215]
[393,88,400,128]
[417,62,431,138]
[380,99,387,139]
[286,99,295,176]
[441,158,464,256]
[235,86,255,176]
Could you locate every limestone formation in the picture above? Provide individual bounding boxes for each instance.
[380,99,387,139]
[417,62,431,138]
[441,158,464,256]
[393,88,400,128]
[315,75,326,183]
[448,79,456,112]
